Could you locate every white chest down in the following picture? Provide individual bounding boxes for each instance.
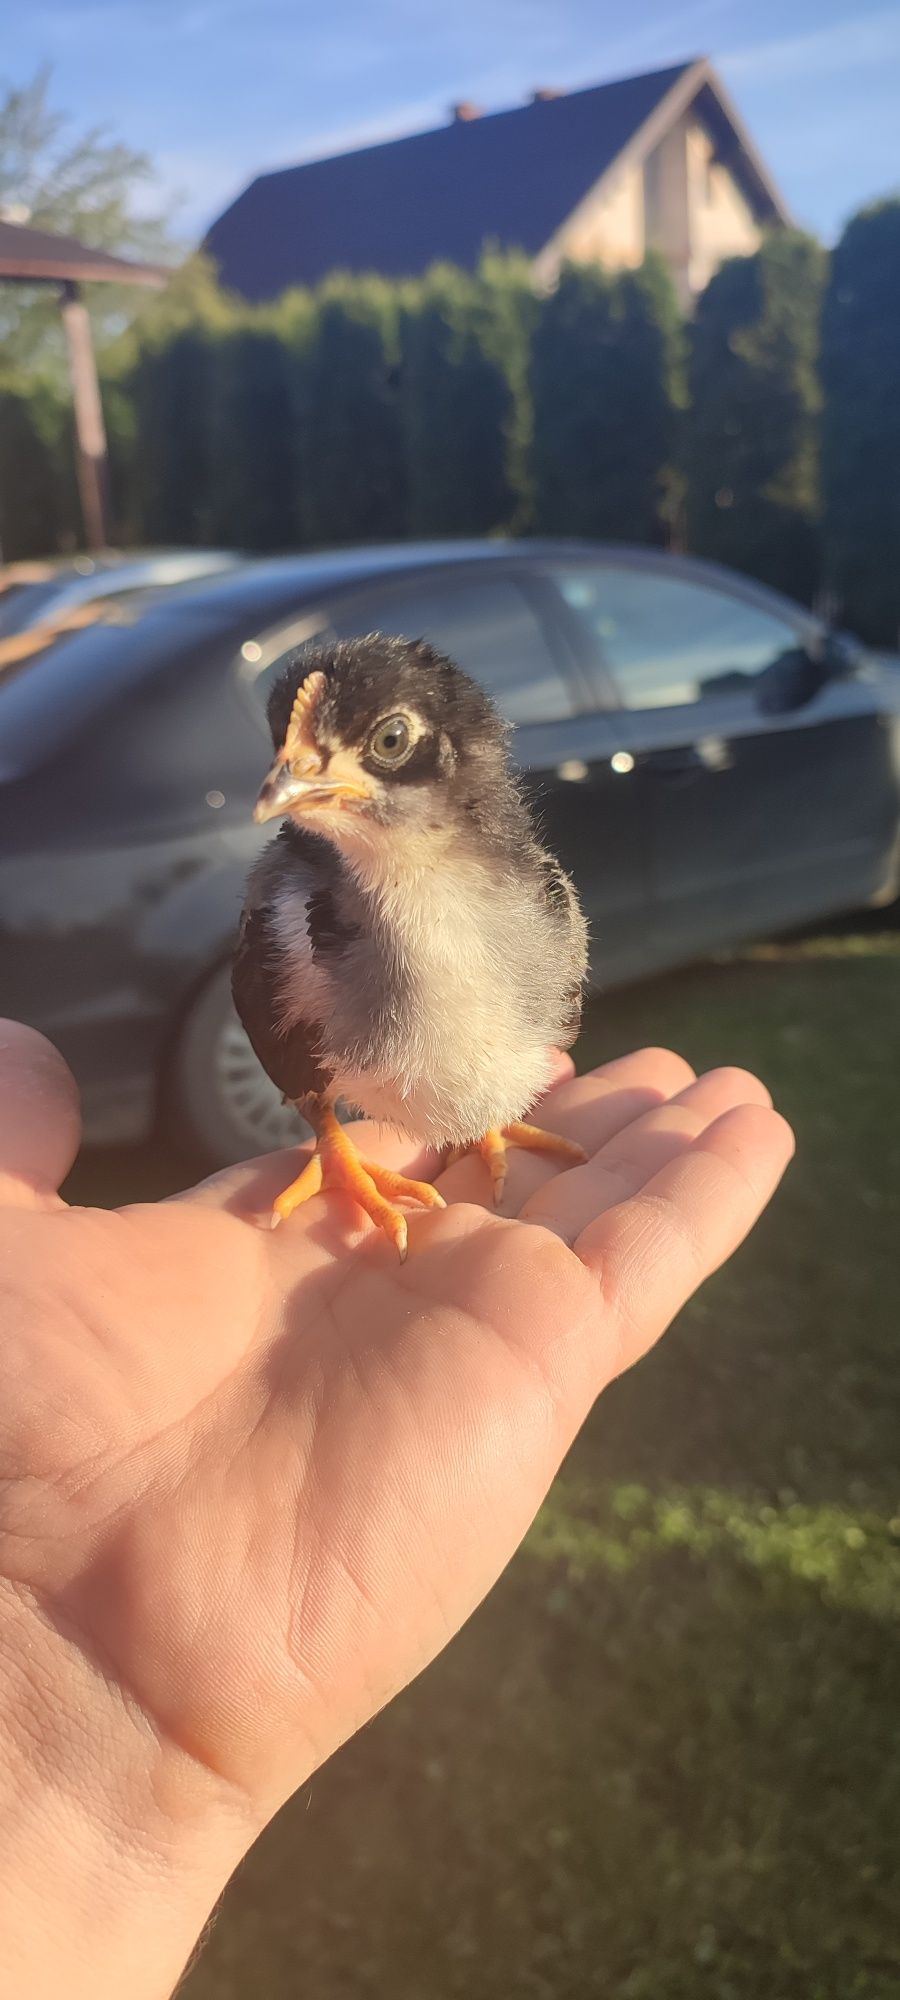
[273,862,559,1148]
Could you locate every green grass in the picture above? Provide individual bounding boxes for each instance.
[95,932,900,2000]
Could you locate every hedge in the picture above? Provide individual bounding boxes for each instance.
[2,203,900,649]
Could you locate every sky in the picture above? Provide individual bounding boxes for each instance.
[6,0,900,245]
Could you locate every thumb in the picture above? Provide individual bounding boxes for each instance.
[0,1021,82,1207]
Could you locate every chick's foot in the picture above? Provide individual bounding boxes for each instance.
[272,1107,445,1260]
[447,1122,587,1206]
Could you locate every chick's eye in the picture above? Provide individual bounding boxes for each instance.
[370,714,412,765]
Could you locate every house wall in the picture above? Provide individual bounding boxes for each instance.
[535,165,645,283]
[535,107,765,305]
[644,117,692,300]
[644,112,762,305]
[685,119,761,294]
[563,165,645,269]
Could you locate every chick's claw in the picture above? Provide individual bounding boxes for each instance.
[451,1122,588,1207]
[271,1109,445,1259]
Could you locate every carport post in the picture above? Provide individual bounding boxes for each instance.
[60,279,110,550]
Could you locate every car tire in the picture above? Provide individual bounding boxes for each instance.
[165,960,315,1169]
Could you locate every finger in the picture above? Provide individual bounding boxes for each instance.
[544,1048,576,1089]
[519,1066,773,1244]
[0,1021,82,1208]
[575,1104,795,1376]
[438,1046,697,1212]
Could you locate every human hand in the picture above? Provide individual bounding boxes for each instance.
[0,1023,792,1998]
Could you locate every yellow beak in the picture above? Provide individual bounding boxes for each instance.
[253,753,371,824]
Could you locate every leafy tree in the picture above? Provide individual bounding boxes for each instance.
[531,255,681,545]
[822,200,900,646]
[105,257,241,546]
[209,324,299,550]
[402,254,534,536]
[0,66,175,381]
[300,276,406,545]
[684,231,826,603]
[129,327,217,545]
[0,382,76,557]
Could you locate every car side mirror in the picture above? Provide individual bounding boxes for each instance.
[821,632,858,679]
[756,645,829,716]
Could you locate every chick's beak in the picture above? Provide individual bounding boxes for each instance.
[253,746,372,825]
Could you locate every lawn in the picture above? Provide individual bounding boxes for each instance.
[75,932,900,2000]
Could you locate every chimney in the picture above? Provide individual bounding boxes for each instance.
[531,86,563,102]
[451,101,482,122]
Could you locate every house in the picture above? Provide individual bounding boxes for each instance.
[205,58,789,312]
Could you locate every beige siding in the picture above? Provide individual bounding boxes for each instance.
[536,166,644,283]
[534,105,765,303]
[685,120,761,293]
[643,112,761,303]
[644,118,691,300]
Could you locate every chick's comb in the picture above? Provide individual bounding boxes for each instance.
[282,668,326,759]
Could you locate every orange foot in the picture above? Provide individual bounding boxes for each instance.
[446,1121,587,1206]
[271,1106,445,1260]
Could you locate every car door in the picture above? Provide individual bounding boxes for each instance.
[543,556,899,964]
[325,563,653,980]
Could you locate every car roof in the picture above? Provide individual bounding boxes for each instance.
[141,536,820,641]
[0,549,242,640]
[0,537,822,785]
[150,538,595,606]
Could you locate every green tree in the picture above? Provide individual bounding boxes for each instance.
[531,256,681,545]
[300,276,406,545]
[0,381,76,558]
[0,67,175,381]
[684,231,826,603]
[822,200,900,646]
[98,257,237,547]
[129,327,218,545]
[402,254,534,536]
[209,324,299,550]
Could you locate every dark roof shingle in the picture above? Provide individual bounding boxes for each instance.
[206,63,696,300]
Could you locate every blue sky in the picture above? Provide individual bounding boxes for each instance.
[7,0,900,243]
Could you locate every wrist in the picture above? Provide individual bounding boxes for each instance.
[0,1583,256,2000]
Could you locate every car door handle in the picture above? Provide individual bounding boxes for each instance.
[641,737,734,778]
[640,747,705,779]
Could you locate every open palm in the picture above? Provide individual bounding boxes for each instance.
[0,1023,792,1843]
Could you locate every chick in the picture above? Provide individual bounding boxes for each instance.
[232,635,588,1257]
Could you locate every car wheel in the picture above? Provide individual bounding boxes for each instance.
[166,961,316,1169]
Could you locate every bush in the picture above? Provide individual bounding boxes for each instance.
[129,327,218,545]
[0,381,77,559]
[684,231,826,603]
[209,325,299,550]
[822,200,900,646]
[531,255,681,545]
[402,255,534,536]
[300,277,406,546]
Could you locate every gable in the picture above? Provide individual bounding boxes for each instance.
[206,63,697,300]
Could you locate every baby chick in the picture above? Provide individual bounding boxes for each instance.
[232,635,588,1257]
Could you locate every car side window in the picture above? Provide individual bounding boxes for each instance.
[329,574,574,725]
[552,566,803,712]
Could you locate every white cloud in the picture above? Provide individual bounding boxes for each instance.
[722,7,900,83]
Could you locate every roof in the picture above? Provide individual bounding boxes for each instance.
[0,218,166,287]
[205,61,713,300]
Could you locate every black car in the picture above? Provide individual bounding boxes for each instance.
[0,549,240,640]
[1,539,898,1166]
